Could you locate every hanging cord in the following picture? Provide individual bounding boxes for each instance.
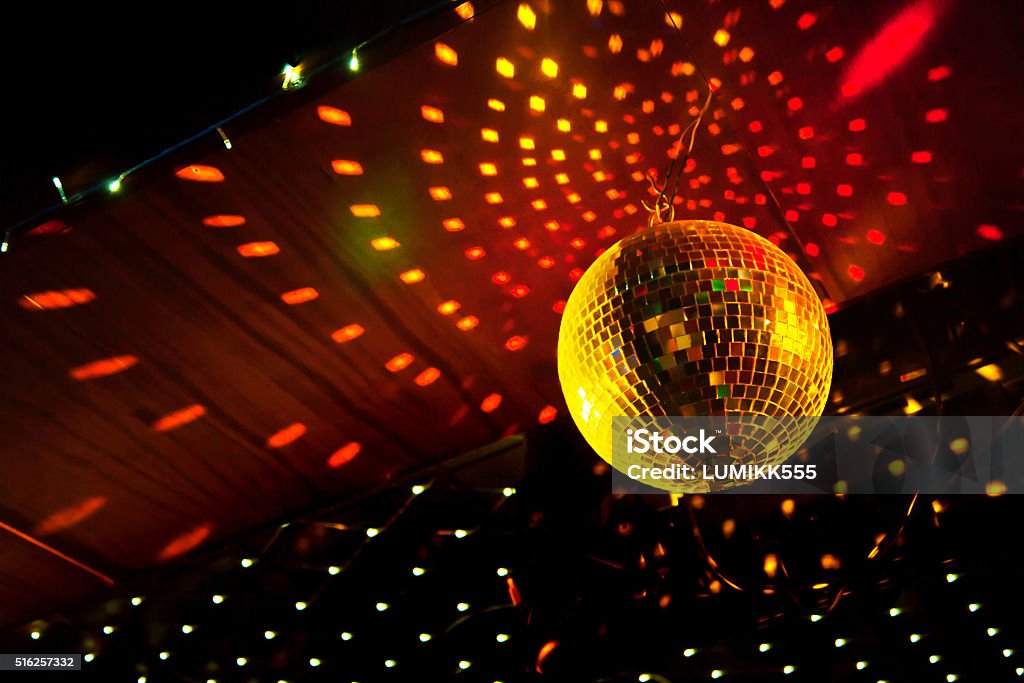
[642,88,714,226]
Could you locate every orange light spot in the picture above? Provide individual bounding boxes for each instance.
[492,271,511,285]
[281,287,319,304]
[517,2,536,29]
[529,95,545,112]
[589,149,602,160]
[350,204,381,217]
[328,442,361,468]
[434,42,458,66]
[513,237,531,250]
[481,393,503,412]
[608,33,622,53]
[538,406,558,424]
[536,640,558,673]
[465,246,486,260]
[595,120,608,133]
[386,353,414,372]
[421,149,444,164]
[415,367,441,386]
[153,404,206,432]
[505,335,528,351]
[713,29,730,46]
[767,70,784,85]
[69,355,138,381]
[554,173,570,185]
[479,162,498,176]
[331,160,363,175]
[498,216,517,228]
[739,46,755,62]
[537,256,555,268]
[266,423,307,448]
[763,553,778,577]
[531,199,548,210]
[488,98,505,111]
[203,215,246,227]
[551,149,566,161]
[34,496,107,536]
[421,105,444,123]
[455,2,474,19]
[557,118,571,132]
[371,237,400,251]
[317,106,352,125]
[429,186,452,200]
[541,57,558,78]
[572,82,587,98]
[977,224,1003,241]
[544,220,560,232]
[175,165,224,182]
[332,324,365,343]
[443,218,465,232]
[237,242,280,257]
[157,523,213,561]
[485,192,504,204]
[437,300,461,315]
[523,177,540,189]
[400,269,426,284]
[496,57,515,78]
[519,136,535,150]
[510,285,530,298]
[456,315,479,331]
[481,128,499,142]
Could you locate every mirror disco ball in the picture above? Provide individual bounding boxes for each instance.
[557,220,833,492]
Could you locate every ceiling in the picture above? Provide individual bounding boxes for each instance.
[1,0,1022,627]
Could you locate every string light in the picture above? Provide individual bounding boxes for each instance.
[340,632,353,640]
[376,602,389,611]
[910,634,922,643]
[181,625,193,634]
[783,666,796,675]
[457,602,470,611]
[419,633,432,642]
[159,652,170,660]
[295,601,307,611]
[366,527,380,538]
[459,660,472,669]
[108,178,122,193]
[412,567,425,576]
[130,597,143,606]
[102,625,115,634]
[211,594,224,604]
[412,485,426,495]
[52,176,68,204]
[282,64,303,89]
[684,649,697,657]
[236,657,247,666]
[30,631,40,640]
[216,127,232,149]
[384,659,397,668]
[264,630,276,639]
[758,643,771,653]
[349,50,361,72]
[496,633,509,642]
[241,558,254,568]
[929,655,942,664]
[309,658,321,667]
[968,603,981,612]
[502,487,516,496]
[711,670,724,679]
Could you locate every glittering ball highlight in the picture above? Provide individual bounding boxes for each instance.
[557,220,833,491]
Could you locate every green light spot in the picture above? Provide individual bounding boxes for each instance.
[712,279,725,291]
[717,385,730,398]
[696,292,710,304]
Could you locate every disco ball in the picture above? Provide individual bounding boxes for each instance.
[557,220,833,492]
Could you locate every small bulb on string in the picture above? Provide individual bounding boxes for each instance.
[349,50,360,72]
[108,178,122,193]
[328,565,340,575]
[282,64,303,90]
[340,632,353,640]
[52,176,68,204]
[131,597,143,606]
[241,558,254,568]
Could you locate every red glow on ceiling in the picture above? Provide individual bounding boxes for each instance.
[480,393,503,413]
[838,0,942,102]
[328,442,361,468]
[203,215,246,228]
[267,423,307,448]
[175,165,224,182]
[317,106,351,126]
[332,324,364,343]
[157,523,213,561]
[848,264,866,282]
[280,287,319,305]
[866,229,887,245]
[152,404,206,432]
[977,224,1004,241]
[19,289,96,311]
[887,192,908,206]
[70,355,138,381]
[26,219,68,236]
[415,367,441,386]
[34,496,107,536]
[237,242,280,257]
[538,406,558,424]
